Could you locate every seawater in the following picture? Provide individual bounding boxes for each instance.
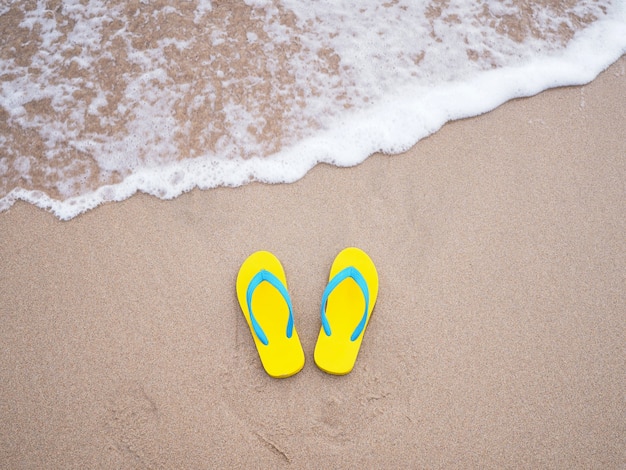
[1,0,625,220]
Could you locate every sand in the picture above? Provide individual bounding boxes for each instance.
[1,56,625,468]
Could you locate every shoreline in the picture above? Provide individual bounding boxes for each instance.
[1,57,624,468]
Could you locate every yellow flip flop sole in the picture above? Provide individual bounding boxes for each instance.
[314,247,379,375]
[236,251,305,378]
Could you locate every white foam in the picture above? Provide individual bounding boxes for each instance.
[1,0,625,219]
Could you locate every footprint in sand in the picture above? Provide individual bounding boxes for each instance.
[104,384,163,469]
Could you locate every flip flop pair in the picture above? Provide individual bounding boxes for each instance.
[236,247,379,378]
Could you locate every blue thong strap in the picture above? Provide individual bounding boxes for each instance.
[246,269,294,346]
[320,266,370,341]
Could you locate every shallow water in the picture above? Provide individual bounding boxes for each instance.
[1,0,625,219]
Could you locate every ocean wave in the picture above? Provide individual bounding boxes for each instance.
[1,0,625,219]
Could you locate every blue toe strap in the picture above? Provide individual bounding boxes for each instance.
[320,266,370,341]
[246,270,294,346]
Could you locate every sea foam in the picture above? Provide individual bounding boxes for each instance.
[1,0,625,219]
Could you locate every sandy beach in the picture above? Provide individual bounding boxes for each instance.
[1,56,625,468]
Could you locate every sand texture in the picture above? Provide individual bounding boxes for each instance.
[1,57,625,468]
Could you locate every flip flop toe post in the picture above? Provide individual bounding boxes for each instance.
[314,247,379,375]
[237,251,305,378]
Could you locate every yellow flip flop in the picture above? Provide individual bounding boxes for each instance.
[314,247,379,375]
[236,251,305,378]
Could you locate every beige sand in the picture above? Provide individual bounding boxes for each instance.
[1,57,625,468]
